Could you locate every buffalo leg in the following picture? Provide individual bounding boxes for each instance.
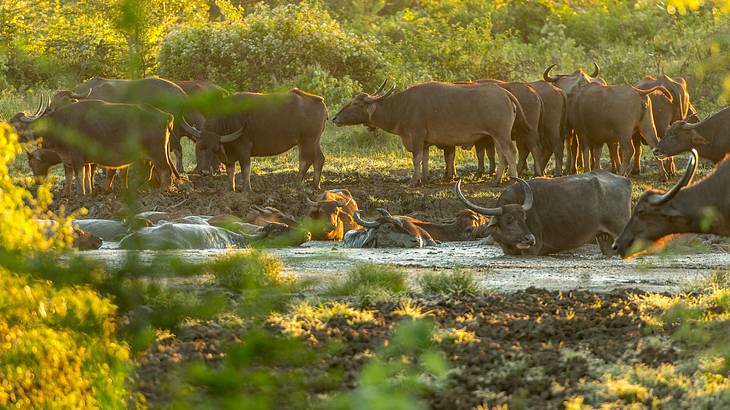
[580,137,592,173]
[297,143,315,188]
[443,146,457,181]
[492,136,517,184]
[312,145,324,190]
[241,150,254,193]
[63,164,74,197]
[474,145,485,178]
[485,141,496,175]
[72,163,85,195]
[568,130,581,174]
[105,169,117,191]
[617,140,635,176]
[409,137,425,186]
[516,140,529,177]
[596,233,618,256]
[170,135,184,174]
[591,146,603,170]
[422,145,430,182]
[227,164,236,192]
[630,136,642,175]
[150,157,172,192]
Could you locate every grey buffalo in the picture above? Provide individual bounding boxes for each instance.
[455,173,631,255]
[343,210,437,248]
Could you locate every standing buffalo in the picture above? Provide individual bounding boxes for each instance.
[563,82,672,177]
[182,88,326,193]
[332,80,530,185]
[654,108,730,163]
[612,150,728,257]
[455,173,631,255]
[529,81,568,176]
[72,77,204,172]
[344,209,437,248]
[306,189,360,240]
[635,74,697,124]
[10,99,178,195]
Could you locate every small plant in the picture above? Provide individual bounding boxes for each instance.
[417,269,480,296]
[326,263,408,302]
[208,251,289,291]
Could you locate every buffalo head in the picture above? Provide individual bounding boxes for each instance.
[543,63,601,96]
[181,119,241,176]
[453,209,491,240]
[653,120,706,159]
[8,95,48,142]
[243,222,311,247]
[332,80,396,126]
[455,179,536,253]
[612,149,698,258]
[351,209,436,248]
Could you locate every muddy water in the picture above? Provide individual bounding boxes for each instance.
[85,241,729,293]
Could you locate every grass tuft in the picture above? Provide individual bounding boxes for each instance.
[417,269,480,296]
[326,263,408,302]
[207,250,289,291]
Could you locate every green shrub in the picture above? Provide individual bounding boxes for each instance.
[208,251,288,291]
[158,1,385,105]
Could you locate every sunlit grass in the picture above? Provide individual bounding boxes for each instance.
[417,269,480,296]
[325,263,409,302]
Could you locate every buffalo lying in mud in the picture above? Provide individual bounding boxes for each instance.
[10,98,179,195]
[654,108,730,163]
[344,209,437,248]
[385,210,489,241]
[36,220,103,250]
[455,173,631,255]
[613,149,730,258]
[333,80,530,185]
[119,221,309,250]
[306,189,361,240]
[182,88,327,192]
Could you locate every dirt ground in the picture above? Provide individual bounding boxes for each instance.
[135,289,676,409]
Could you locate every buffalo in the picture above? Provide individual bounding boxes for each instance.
[182,88,327,192]
[10,99,179,195]
[72,77,204,172]
[333,80,530,185]
[635,74,697,124]
[455,174,631,255]
[380,209,489,242]
[654,108,730,163]
[611,150,727,257]
[344,209,437,248]
[529,80,569,176]
[241,205,298,227]
[306,189,360,240]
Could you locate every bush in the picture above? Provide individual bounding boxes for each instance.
[326,263,408,302]
[417,269,479,296]
[209,251,288,291]
[158,1,386,105]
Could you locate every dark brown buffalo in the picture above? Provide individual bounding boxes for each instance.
[635,74,696,124]
[542,63,606,173]
[73,77,203,172]
[345,209,437,248]
[333,80,530,185]
[182,88,326,192]
[654,107,730,163]
[612,149,729,257]
[380,209,489,241]
[173,80,227,96]
[306,189,360,240]
[455,173,631,255]
[629,90,677,176]
[10,99,178,195]
[565,82,672,177]
[475,80,546,177]
[529,81,568,176]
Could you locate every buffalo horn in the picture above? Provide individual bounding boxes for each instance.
[543,64,558,82]
[70,89,92,100]
[32,94,45,117]
[647,149,698,206]
[306,197,319,207]
[590,62,600,78]
[241,229,267,239]
[512,178,534,211]
[454,180,503,216]
[373,79,387,96]
[376,208,393,217]
[180,117,201,139]
[353,210,380,228]
[219,128,243,143]
[375,83,396,101]
[251,204,267,213]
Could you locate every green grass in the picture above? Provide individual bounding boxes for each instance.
[417,269,480,296]
[326,263,409,302]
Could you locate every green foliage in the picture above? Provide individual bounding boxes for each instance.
[158,1,385,104]
[417,269,480,296]
[326,263,408,302]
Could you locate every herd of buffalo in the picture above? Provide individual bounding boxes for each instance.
[7,64,730,258]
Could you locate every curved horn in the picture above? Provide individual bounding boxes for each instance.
[32,94,45,117]
[590,62,600,78]
[373,79,387,96]
[219,127,243,143]
[251,204,267,213]
[512,178,533,211]
[376,208,393,217]
[180,116,201,139]
[353,210,380,228]
[454,180,503,216]
[647,149,698,206]
[240,229,268,240]
[373,83,396,102]
[543,64,558,82]
[70,89,92,100]
[306,197,319,207]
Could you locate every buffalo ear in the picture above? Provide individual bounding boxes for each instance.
[660,206,683,218]
[485,217,499,233]
[691,133,709,145]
